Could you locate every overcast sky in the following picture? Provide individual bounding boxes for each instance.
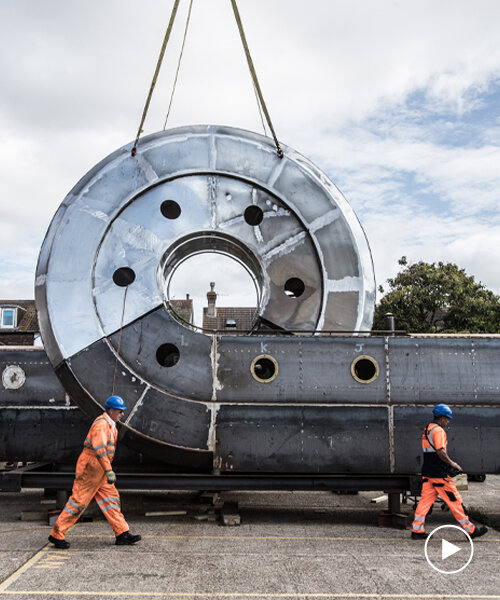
[1,0,499,324]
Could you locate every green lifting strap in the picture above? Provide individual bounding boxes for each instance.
[132,0,283,159]
[132,0,181,156]
[230,0,283,159]
[163,0,194,130]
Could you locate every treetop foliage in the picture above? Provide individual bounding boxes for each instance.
[373,258,500,333]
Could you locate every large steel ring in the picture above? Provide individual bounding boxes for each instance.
[36,125,375,468]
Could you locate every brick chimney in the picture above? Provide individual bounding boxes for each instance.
[206,282,217,317]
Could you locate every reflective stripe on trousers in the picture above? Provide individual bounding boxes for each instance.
[97,496,120,506]
[49,452,128,540]
[411,477,475,535]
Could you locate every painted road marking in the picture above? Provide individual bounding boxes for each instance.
[0,538,497,599]
[1,529,496,599]
[0,544,51,592]
[33,562,67,569]
[71,533,498,542]
[0,592,500,598]
[32,549,76,569]
[0,545,79,589]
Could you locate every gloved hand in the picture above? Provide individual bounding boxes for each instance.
[106,470,117,484]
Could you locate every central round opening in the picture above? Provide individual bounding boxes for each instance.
[167,253,258,329]
[159,232,263,331]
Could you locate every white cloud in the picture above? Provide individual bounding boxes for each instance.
[1,0,500,314]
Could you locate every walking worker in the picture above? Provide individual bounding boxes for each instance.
[411,403,487,540]
[48,395,141,549]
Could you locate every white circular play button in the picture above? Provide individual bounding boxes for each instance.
[424,525,474,574]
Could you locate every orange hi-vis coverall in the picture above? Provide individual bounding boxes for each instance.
[50,412,129,540]
[411,422,475,536]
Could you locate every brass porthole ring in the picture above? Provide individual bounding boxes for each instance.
[350,355,379,384]
[251,354,279,383]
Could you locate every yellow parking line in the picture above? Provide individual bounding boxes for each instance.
[0,544,51,592]
[0,592,499,598]
[0,539,79,592]
[31,560,66,569]
[72,533,498,543]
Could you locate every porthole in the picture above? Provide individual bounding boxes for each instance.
[2,365,26,390]
[251,354,278,383]
[284,277,305,298]
[156,343,180,367]
[160,200,181,220]
[350,355,379,384]
[112,267,136,287]
[244,205,263,226]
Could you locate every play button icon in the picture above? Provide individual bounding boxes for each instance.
[442,538,461,560]
[424,525,474,574]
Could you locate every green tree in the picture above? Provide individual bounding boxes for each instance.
[373,257,500,333]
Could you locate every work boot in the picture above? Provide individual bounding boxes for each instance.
[470,525,488,539]
[411,531,427,540]
[115,531,141,545]
[48,535,70,549]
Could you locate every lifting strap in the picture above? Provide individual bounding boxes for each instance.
[163,0,194,130]
[230,0,283,158]
[132,0,283,159]
[132,0,181,156]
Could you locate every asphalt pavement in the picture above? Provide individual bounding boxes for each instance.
[0,477,499,600]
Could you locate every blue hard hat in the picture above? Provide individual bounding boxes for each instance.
[105,395,127,410]
[433,403,452,419]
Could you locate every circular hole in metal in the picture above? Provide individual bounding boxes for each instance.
[251,354,278,383]
[350,355,379,384]
[160,200,181,220]
[156,343,180,368]
[112,267,136,287]
[244,205,264,226]
[284,277,305,298]
[166,253,259,329]
[160,231,263,331]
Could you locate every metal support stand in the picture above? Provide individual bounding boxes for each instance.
[388,491,400,513]
[198,491,240,526]
[378,492,408,529]
[47,489,69,527]
[220,501,241,526]
[56,490,68,509]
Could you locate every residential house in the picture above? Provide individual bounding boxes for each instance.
[169,294,194,327]
[202,282,255,331]
[0,300,39,346]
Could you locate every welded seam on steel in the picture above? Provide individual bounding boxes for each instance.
[385,336,395,473]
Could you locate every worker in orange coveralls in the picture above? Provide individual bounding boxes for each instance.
[48,395,141,549]
[411,403,487,540]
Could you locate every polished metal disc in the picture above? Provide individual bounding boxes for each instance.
[35,125,375,467]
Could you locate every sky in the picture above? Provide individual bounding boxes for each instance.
[1,0,499,325]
